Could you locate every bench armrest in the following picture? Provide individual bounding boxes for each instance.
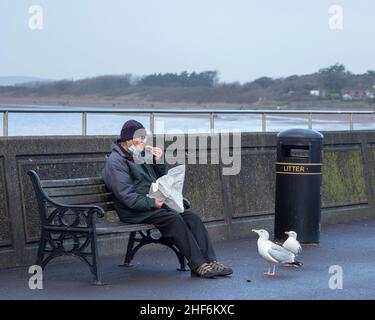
[49,203,106,218]
[183,197,191,210]
[40,201,106,230]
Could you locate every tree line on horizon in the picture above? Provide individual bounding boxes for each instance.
[1,64,375,104]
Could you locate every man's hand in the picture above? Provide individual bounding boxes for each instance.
[154,197,165,209]
[151,147,163,160]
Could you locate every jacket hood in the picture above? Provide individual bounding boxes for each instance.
[112,139,148,161]
[112,140,133,160]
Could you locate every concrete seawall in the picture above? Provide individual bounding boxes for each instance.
[1,131,375,269]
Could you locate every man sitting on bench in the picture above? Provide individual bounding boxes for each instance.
[102,120,233,278]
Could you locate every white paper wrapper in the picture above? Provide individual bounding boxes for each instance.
[147,164,186,213]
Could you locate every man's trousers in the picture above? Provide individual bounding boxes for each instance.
[140,209,217,270]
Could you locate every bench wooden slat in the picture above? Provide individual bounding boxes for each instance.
[47,201,115,213]
[96,222,155,234]
[45,184,109,197]
[41,177,104,188]
[50,193,113,205]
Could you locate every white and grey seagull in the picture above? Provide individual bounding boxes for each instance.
[252,229,302,276]
[283,231,302,256]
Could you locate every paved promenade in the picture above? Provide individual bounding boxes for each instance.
[1,219,374,300]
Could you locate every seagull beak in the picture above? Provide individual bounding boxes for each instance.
[251,229,258,234]
[284,231,289,235]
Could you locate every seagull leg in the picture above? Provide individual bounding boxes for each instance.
[271,264,276,276]
[264,263,275,276]
[264,264,271,275]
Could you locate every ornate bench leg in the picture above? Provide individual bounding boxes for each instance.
[168,245,187,271]
[36,231,47,267]
[158,238,188,271]
[176,251,187,271]
[36,231,63,270]
[122,230,188,271]
[123,231,136,267]
[89,232,103,285]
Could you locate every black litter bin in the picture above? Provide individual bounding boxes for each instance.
[274,128,324,244]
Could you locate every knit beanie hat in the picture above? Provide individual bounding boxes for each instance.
[120,120,147,141]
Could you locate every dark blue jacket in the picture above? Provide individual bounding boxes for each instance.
[102,140,167,223]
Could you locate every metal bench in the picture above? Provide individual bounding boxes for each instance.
[27,170,189,285]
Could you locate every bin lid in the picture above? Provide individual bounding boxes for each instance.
[277,128,324,140]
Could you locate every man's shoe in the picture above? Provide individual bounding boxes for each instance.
[208,261,233,276]
[191,263,220,278]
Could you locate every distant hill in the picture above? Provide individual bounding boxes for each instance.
[1,65,375,106]
[0,76,53,86]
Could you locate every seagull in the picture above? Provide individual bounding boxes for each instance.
[283,231,302,256]
[252,229,302,276]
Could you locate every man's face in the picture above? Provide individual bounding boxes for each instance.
[130,135,146,151]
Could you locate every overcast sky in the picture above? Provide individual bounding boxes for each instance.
[1,0,374,83]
